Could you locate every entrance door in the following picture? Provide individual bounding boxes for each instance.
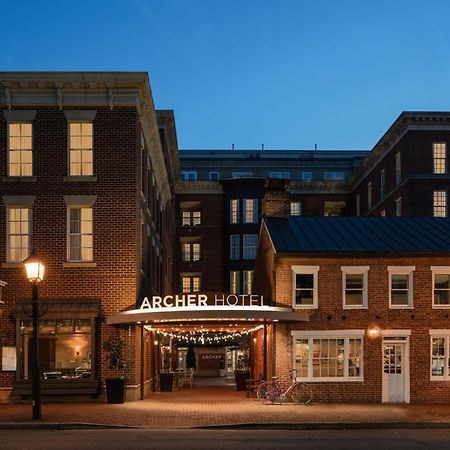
[382,341,407,402]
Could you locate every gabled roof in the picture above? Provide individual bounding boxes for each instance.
[264,216,450,253]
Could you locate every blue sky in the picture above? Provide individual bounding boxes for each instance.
[2,0,450,150]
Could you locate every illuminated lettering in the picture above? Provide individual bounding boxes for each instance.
[153,296,162,308]
[163,295,173,307]
[140,297,152,309]
[187,294,196,306]
[226,294,239,306]
[198,294,208,306]
[215,294,225,306]
[175,295,185,307]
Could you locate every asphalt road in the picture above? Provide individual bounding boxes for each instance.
[0,429,449,450]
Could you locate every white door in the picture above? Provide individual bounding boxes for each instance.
[382,342,406,402]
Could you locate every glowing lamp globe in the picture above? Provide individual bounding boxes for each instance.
[23,254,45,283]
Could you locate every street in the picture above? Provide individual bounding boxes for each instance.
[0,429,449,450]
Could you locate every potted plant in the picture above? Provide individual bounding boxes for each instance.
[103,332,127,403]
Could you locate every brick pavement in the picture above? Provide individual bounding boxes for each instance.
[1,379,450,429]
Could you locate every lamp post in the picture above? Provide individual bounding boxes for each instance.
[23,253,45,420]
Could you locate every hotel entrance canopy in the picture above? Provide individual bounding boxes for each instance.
[107,293,309,325]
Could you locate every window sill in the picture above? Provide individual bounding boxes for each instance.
[293,305,317,310]
[389,306,414,309]
[1,262,22,268]
[3,176,36,182]
[432,305,450,309]
[298,378,364,383]
[63,176,97,182]
[63,262,97,268]
[343,306,368,310]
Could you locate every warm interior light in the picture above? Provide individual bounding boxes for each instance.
[23,254,45,283]
[367,326,381,338]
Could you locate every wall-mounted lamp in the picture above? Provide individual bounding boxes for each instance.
[367,326,381,338]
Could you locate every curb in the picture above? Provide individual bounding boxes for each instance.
[0,422,139,430]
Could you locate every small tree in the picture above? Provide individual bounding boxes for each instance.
[103,332,127,378]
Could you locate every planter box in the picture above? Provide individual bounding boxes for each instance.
[159,372,174,392]
[105,378,125,404]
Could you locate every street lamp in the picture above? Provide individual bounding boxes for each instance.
[23,253,45,420]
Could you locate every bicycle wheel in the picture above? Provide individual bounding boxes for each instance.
[289,382,313,404]
[256,382,271,403]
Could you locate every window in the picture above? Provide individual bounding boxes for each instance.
[367,182,372,209]
[324,172,345,181]
[302,172,313,181]
[292,266,319,308]
[380,169,385,198]
[181,171,197,181]
[356,194,360,216]
[230,199,239,224]
[395,197,402,216]
[182,210,201,226]
[230,235,240,260]
[290,201,301,216]
[7,207,31,262]
[293,331,364,381]
[388,266,414,308]
[243,199,258,224]
[342,266,369,309]
[69,122,93,176]
[230,271,240,294]
[68,207,93,261]
[209,172,220,181]
[181,275,201,293]
[432,267,450,307]
[19,318,93,381]
[181,242,201,262]
[232,171,253,177]
[243,234,258,259]
[433,191,447,217]
[269,172,290,179]
[433,143,447,174]
[395,152,401,185]
[8,123,33,176]
[243,270,253,295]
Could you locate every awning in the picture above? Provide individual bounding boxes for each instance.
[14,299,101,319]
[107,305,309,325]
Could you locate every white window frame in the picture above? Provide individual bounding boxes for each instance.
[243,234,258,260]
[302,172,312,181]
[230,235,240,260]
[181,171,197,181]
[209,172,220,181]
[432,267,450,309]
[291,330,365,382]
[68,121,94,176]
[291,265,319,309]
[388,266,415,309]
[430,330,450,380]
[341,266,369,309]
[67,206,94,262]
[290,201,301,216]
[395,152,401,185]
[433,190,447,217]
[243,199,258,224]
[6,206,32,263]
[8,122,33,177]
[324,172,345,181]
[230,199,240,224]
[433,142,447,175]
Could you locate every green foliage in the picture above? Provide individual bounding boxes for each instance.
[103,333,127,373]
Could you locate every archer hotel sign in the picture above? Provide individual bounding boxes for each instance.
[140,293,265,309]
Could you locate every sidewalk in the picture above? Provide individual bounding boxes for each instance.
[1,380,450,429]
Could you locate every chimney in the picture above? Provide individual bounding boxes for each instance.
[262,178,290,218]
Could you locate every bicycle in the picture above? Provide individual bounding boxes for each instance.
[256,369,312,404]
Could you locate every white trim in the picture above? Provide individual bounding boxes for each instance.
[381,329,411,337]
[341,266,369,310]
[388,267,414,309]
[430,329,450,336]
[432,267,450,309]
[291,266,319,309]
[431,266,450,273]
[387,266,415,273]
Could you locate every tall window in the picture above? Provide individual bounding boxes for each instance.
[432,267,450,307]
[395,152,401,185]
[356,194,360,216]
[380,169,385,198]
[433,191,447,217]
[68,207,93,261]
[342,267,369,309]
[388,266,414,308]
[290,201,301,216]
[182,210,201,226]
[293,333,363,381]
[292,266,319,308]
[230,271,240,293]
[8,123,33,176]
[433,143,447,174]
[302,172,312,181]
[69,123,93,176]
[7,207,31,262]
[230,235,240,260]
[243,199,258,224]
[209,172,220,180]
[230,199,239,224]
[367,182,372,209]
[181,276,201,293]
[395,197,402,216]
[181,242,201,262]
[243,270,253,294]
[243,234,258,259]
